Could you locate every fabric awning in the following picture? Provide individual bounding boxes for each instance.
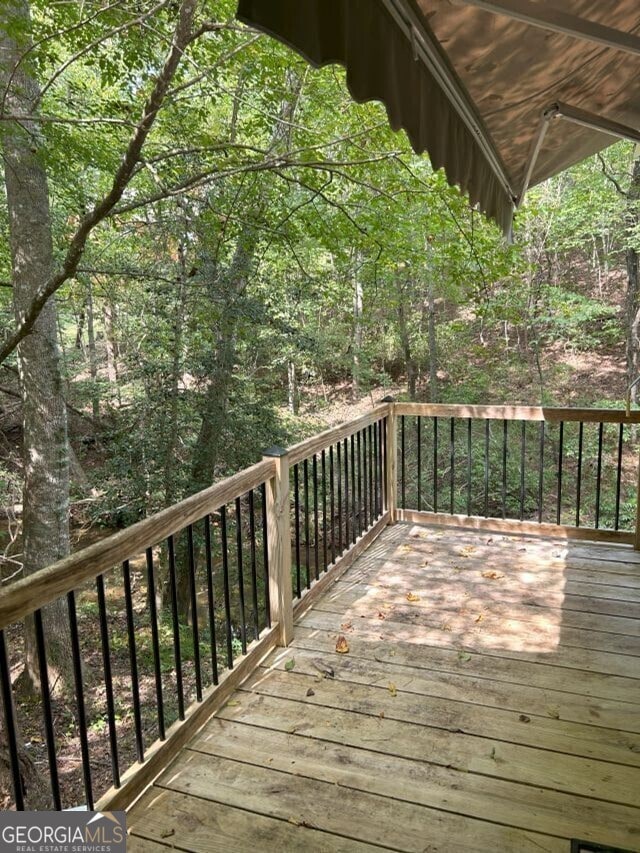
[236,0,640,235]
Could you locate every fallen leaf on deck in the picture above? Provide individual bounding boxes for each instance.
[306,688,315,697]
[459,546,476,557]
[335,634,350,654]
[482,570,504,580]
[406,592,420,602]
[388,682,397,697]
[474,614,484,623]
[519,714,531,723]
[312,659,335,677]
[441,623,452,631]
[458,652,472,662]
[284,658,296,672]
[547,707,560,719]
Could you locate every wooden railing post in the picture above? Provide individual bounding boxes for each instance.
[262,446,294,644]
[382,397,397,523]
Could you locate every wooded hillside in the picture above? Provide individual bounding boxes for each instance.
[0,0,639,566]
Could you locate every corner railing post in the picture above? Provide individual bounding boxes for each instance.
[382,397,397,523]
[262,446,294,644]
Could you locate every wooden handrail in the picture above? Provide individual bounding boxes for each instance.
[0,458,276,630]
[394,403,640,423]
[288,403,390,466]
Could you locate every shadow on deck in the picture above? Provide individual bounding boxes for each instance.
[127,522,640,853]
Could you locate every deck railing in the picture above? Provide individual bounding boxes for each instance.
[0,399,638,813]
[395,404,640,545]
[0,404,390,812]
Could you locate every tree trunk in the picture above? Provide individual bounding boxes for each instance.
[427,278,438,403]
[352,261,363,401]
[1,0,71,686]
[625,155,640,404]
[85,278,100,418]
[0,0,71,804]
[103,299,121,407]
[397,297,417,400]
[288,360,299,414]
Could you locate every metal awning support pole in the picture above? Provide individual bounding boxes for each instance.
[517,102,640,207]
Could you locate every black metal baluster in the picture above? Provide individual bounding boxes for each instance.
[356,431,362,537]
[467,418,472,516]
[304,458,311,586]
[538,422,545,523]
[260,483,271,627]
[248,491,260,638]
[373,421,382,518]
[33,609,62,806]
[203,515,219,684]
[401,416,406,510]
[145,548,165,736]
[350,433,357,541]
[519,421,526,521]
[484,420,490,517]
[322,449,328,571]
[417,416,422,511]
[330,445,336,563]
[433,416,439,514]
[167,534,185,716]
[502,420,508,519]
[95,577,121,783]
[67,590,94,809]
[313,454,320,579]
[187,525,203,700]
[556,422,564,526]
[344,438,351,544]
[450,417,455,514]
[123,559,144,759]
[615,422,624,531]
[370,423,375,519]
[219,507,234,669]
[235,497,247,654]
[362,429,369,529]
[576,422,584,528]
[337,441,343,554]
[595,422,604,528]
[293,463,301,598]
[0,631,24,810]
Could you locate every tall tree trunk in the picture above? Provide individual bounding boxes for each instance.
[1,0,71,687]
[625,155,640,405]
[85,278,100,418]
[427,278,438,403]
[288,360,299,414]
[352,260,363,400]
[0,0,70,807]
[397,297,417,400]
[103,299,121,407]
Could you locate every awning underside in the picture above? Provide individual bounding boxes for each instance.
[236,0,640,235]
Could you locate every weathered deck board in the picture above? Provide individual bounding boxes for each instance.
[127,523,640,852]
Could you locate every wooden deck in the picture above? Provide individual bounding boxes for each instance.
[127,522,640,852]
